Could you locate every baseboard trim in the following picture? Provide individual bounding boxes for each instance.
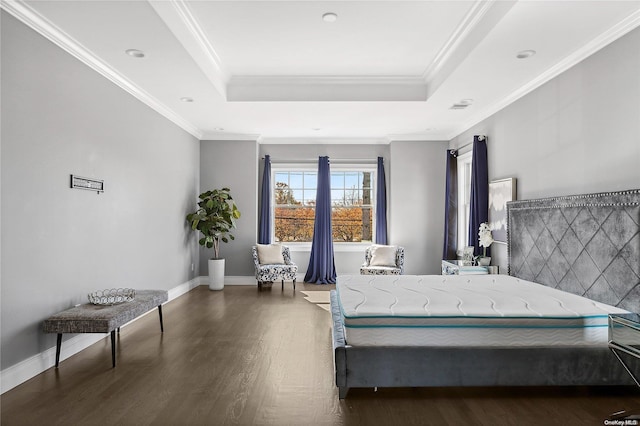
[0,333,107,395]
[168,276,202,299]
[223,276,255,285]
[194,275,256,286]
[1,277,201,395]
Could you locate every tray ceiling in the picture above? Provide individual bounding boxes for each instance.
[3,0,640,142]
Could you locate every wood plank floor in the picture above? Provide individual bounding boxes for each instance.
[2,284,640,426]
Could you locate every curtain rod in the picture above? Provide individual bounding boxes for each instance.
[263,158,379,164]
[452,135,486,153]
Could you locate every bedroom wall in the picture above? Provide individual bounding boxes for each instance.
[449,26,640,272]
[1,12,200,371]
[389,141,449,275]
[258,143,390,275]
[199,140,258,276]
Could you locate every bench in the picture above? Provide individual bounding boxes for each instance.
[43,290,168,368]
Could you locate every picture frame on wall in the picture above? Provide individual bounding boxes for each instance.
[489,178,517,244]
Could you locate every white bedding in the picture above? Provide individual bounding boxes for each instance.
[336,274,629,347]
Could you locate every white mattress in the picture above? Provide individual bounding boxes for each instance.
[336,274,629,347]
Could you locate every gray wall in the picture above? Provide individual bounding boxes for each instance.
[390,141,449,275]
[199,140,258,275]
[450,26,640,272]
[1,13,200,369]
[259,144,390,275]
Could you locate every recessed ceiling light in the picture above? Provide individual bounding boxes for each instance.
[322,12,338,23]
[516,50,536,59]
[180,97,194,103]
[460,99,474,105]
[213,127,224,131]
[125,49,145,58]
[312,128,321,131]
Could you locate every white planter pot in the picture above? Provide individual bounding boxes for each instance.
[478,257,492,266]
[208,258,225,290]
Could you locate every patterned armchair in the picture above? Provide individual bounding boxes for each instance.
[252,245,298,290]
[360,245,405,275]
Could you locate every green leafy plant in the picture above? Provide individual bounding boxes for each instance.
[186,188,241,259]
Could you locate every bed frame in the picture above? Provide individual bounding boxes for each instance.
[331,189,640,398]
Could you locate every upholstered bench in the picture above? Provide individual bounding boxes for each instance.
[43,290,168,368]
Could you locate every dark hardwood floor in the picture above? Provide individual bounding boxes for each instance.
[2,284,640,425]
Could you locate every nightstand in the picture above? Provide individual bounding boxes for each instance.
[609,313,640,387]
[608,313,640,420]
[441,260,488,275]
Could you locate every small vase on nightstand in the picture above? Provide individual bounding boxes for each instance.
[478,257,491,266]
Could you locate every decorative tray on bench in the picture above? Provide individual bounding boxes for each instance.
[88,288,136,305]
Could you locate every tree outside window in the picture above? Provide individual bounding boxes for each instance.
[273,169,374,243]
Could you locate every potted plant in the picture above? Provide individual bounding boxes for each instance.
[477,222,494,266]
[186,188,241,290]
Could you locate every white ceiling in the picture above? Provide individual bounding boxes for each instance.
[4,0,640,143]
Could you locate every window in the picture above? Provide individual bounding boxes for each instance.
[457,151,473,251]
[273,166,375,243]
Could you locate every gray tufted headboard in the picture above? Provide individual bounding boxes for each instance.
[507,189,640,311]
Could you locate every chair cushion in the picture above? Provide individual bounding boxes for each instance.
[369,245,397,267]
[256,244,285,265]
[360,266,402,275]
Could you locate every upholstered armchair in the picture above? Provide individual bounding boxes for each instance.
[360,245,405,275]
[252,244,298,290]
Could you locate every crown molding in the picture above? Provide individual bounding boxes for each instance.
[149,0,228,98]
[201,132,261,141]
[227,75,428,102]
[258,137,389,145]
[230,75,426,85]
[1,0,204,139]
[447,7,640,141]
[422,0,516,100]
[386,133,450,143]
[422,0,496,82]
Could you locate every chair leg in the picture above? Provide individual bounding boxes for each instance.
[293,279,296,291]
[257,281,262,290]
[281,280,284,291]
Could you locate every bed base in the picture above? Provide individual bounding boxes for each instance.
[330,291,634,399]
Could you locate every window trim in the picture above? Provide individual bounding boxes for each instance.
[271,163,377,250]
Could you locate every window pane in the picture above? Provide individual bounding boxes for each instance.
[457,154,473,250]
[275,172,289,186]
[272,167,376,243]
[289,172,303,189]
[342,188,360,206]
[291,189,303,204]
[303,190,316,205]
[331,172,344,188]
[275,181,295,205]
[332,189,345,205]
[344,172,359,189]
[304,172,317,189]
[274,188,285,204]
[332,207,373,242]
[274,206,315,242]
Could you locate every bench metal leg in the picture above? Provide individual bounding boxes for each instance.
[111,330,116,368]
[55,334,62,368]
[338,386,350,399]
[158,305,164,332]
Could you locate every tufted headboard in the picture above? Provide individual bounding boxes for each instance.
[507,189,640,311]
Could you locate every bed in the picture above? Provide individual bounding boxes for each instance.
[331,189,640,398]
